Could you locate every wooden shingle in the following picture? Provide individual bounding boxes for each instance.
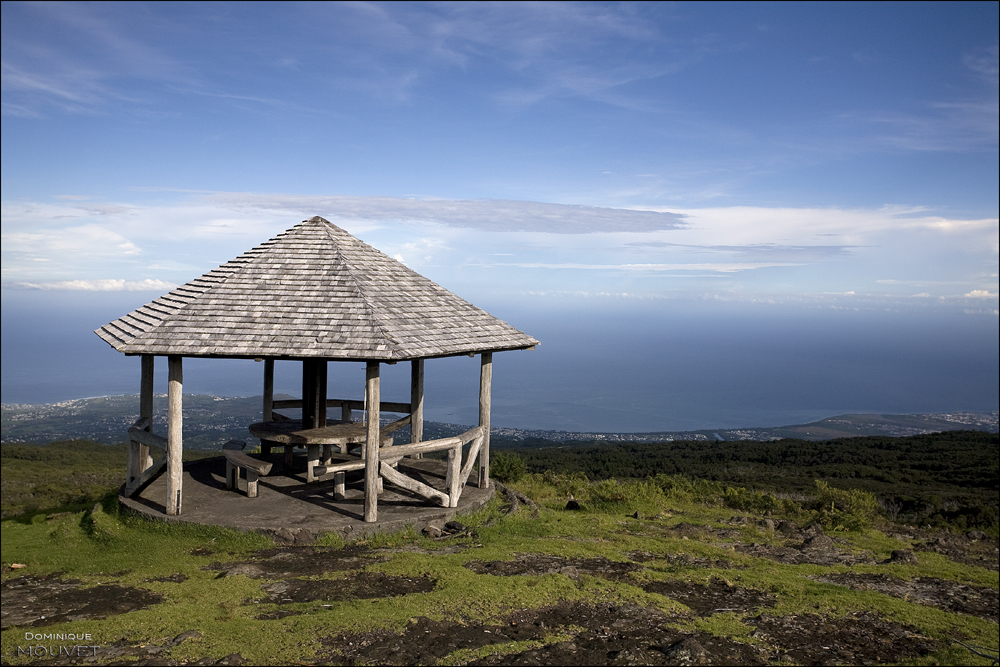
[96,217,538,360]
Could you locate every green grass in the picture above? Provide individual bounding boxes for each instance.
[2,470,997,665]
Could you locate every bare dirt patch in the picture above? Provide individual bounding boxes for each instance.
[206,545,386,579]
[641,577,776,616]
[0,573,163,629]
[320,601,767,666]
[913,534,1000,572]
[464,554,642,581]
[736,533,877,566]
[749,610,942,665]
[259,572,435,604]
[816,572,1000,623]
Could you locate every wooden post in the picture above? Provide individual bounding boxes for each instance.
[333,471,346,500]
[166,355,183,516]
[262,359,274,457]
[301,360,315,428]
[410,359,424,458]
[364,361,380,522]
[447,446,461,507]
[317,360,328,428]
[302,359,327,429]
[129,355,155,485]
[478,352,492,488]
[263,359,274,421]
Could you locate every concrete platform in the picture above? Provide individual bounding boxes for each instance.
[118,453,494,541]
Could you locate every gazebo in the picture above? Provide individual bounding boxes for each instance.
[96,216,538,523]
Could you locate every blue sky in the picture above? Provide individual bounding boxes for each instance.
[1,2,998,427]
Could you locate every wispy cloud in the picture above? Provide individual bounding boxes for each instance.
[495,262,800,273]
[0,192,995,303]
[6,278,176,291]
[210,192,687,233]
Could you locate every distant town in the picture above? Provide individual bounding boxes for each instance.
[2,394,996,449]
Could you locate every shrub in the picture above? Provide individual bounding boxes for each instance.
[491,452,528,483]
[811,480,880,531]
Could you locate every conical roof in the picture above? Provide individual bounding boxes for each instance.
[96,217,538,360]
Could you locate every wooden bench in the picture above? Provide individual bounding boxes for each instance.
[223,440,273,498]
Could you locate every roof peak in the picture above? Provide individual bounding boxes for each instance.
[96,216,538,360]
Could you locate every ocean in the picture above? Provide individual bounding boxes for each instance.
[2,289,997,432]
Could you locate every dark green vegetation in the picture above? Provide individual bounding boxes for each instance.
[497,431,1000,534]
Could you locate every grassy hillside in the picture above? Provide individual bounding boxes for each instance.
[2,474,997,665]
[497,431,1000,533]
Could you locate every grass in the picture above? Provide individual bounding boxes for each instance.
[2,472,997,665]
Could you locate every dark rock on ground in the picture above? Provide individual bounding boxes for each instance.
[260,572,435,604]
[815,572,999,622]
[0,573,163,630]
[465,554,642,581]
[641,578,776,616]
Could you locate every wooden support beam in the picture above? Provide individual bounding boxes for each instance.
[381,461,449,506]
[127,427,167,451]
[333,471,346,500]
[272,398,411,414]
[301,360,316,428]
[166,355,183,516]
[376,426,481,458]
[447,446,461,507]
[478,352,492,488]
[130,355,155,487]
[317,360,327,427]
[263,359,274,422]
[455,434,485,506]
[364,361,380,523]
[410,359,424,458]
[123,452,166,498]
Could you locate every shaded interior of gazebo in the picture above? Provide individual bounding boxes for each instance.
[96,216,538,523]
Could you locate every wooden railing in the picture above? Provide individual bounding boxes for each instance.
[310,425,484,508]
[272,398,412,416]
[124,416,168,498]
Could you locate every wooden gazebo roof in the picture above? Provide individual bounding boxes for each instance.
[96,216,538,360]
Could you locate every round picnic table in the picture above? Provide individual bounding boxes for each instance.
[249,419,394,482]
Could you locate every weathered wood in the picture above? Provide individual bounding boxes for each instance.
[380,461,449,506]
[478,352,492,488]
[263,359,274,422]
[96,217,539,362]
[456,434,485,505]
[127,426,168,451]
[364,361,380,523]
[306,444,321,482]
[272,398,411,414]
[312,459,367,475]
[447,446,461,507]
[333,471,346,500]
[129,355,155,486]
[376,427,481,459]
[166,355,183,516]
[123,452,166,498]
[132,416,151,431]
[382,414,411,434]
[340,399,352,422]
[410,359,424,458]
[248,419,394,446]
[224,449,273,476]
